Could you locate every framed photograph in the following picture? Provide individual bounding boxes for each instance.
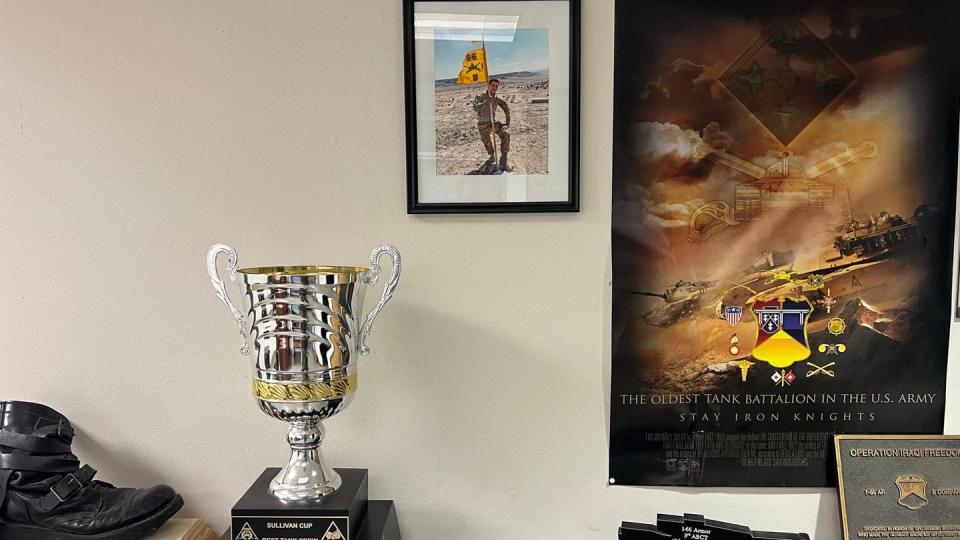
[403,0,580,213]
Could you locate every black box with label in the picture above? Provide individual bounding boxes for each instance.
[230,468,368,540]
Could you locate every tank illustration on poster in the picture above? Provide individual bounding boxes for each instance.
[610,0,960,487]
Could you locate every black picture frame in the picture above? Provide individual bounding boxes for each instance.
[403,0,581,214]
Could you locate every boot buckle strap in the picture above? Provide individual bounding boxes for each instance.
[43,464,97,508]
[50,474,83,502]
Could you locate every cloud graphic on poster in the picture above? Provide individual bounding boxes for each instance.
[652,202,691,215]
[631,122,701,161]
[702,122,734,149]
[648,202,692,228]
[629,122,734,184]
[642,58,707,100]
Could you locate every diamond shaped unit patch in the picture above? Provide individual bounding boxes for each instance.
[720,18,855,146]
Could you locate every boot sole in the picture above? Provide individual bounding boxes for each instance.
[0,494,184,540]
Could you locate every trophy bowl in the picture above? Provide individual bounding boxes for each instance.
[207,243,400,501]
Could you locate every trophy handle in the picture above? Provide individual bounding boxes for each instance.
[206,243,249,355]
[357,244,401,356]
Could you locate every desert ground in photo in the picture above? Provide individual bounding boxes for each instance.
[434,70,549,175]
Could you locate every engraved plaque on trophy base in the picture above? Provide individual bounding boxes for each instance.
[224,501,400,540]
[231,468,368,540]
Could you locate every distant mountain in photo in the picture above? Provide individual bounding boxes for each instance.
[435,69,549,87]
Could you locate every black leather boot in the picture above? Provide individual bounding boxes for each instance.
[0,401,183,540]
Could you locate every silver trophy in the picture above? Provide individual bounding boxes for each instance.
[207,243,400,500]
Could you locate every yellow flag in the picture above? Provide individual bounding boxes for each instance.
[456,48,488,85]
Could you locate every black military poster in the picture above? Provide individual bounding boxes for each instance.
[610,0,960,487]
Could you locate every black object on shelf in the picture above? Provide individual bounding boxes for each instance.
[619,514,808,540]
[227,468,400,540]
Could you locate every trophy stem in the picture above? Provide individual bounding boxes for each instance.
[269,419,342,500]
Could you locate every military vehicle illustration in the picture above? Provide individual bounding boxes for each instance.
[632,280,717,303]
[830,209,922,260]
[687,141,878,242]
[638,204,932,332]
[633,202,937,329]
[626,280,718,327]
[721,205,934,322]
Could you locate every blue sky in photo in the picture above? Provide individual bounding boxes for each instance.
[434,28,548,80]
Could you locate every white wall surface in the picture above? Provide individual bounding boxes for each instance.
[0,1,956,538]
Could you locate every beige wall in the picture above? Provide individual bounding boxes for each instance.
[0,1,956,538]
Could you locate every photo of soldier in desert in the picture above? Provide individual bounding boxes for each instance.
[434,29,549,175]
[472,78,511,172]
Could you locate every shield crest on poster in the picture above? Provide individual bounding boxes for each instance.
[724,305,743,326]
[751,297,812,368]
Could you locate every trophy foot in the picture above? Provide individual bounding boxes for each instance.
[268,419,342,500]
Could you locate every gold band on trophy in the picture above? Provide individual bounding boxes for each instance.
[252,375,358,402]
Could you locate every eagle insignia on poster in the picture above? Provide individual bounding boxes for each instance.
[751,297,812,368]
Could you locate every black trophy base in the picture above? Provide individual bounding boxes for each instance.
[619,514,808,540]
[231,468,374,540]
[223,501,400,540]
